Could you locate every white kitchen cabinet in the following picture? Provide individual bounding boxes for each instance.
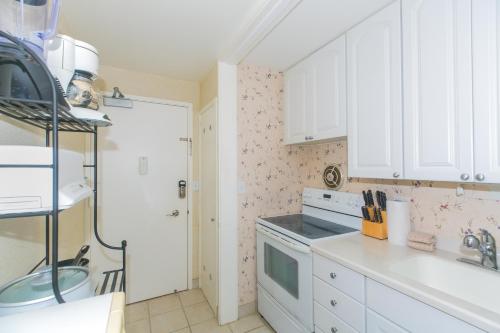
[472,0,500,183]
[402,0,474,182]
[284,62,308,144]
[366,279,486,333]
[284,35,347,145]
[367,309,408,333]
[346,1,403,179]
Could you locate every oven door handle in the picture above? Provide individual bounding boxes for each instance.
[256,225,311,254]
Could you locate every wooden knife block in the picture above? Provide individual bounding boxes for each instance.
[361,208,388,240]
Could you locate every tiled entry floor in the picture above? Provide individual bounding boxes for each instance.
[125,288,275,333]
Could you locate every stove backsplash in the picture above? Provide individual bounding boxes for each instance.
[237,64,500,307]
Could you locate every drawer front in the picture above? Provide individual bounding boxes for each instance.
[367,309,408,333]
[313,254,365,303]
[366,279,486,333]
[314,301,358,333]
[314,277,365,332]
[257,286,308,333]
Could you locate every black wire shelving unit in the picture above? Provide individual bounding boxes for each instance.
[0,31,127,303]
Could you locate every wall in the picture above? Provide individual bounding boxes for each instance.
[200,65,218,109]
[237,64,500,306]
[96,65,202,280]
[0,118,87,285]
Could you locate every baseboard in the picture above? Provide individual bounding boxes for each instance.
[192,278,199,289]
[238,300,257,319]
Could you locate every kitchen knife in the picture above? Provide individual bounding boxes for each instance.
[376,191,382,207]
[367,190,375,206]
[362,191,369,206]
[375,208,383,223]
[361,206,370,220]
[380,192,387,210]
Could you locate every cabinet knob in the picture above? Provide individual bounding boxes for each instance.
[460,173,470,181]
[475,173,485,181]
[329,272,336,279]
[393,172,400,178]
[331,327,338,333]
[330,299,337,307]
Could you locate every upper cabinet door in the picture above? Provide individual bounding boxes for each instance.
[472,0,500,183]
[309,35,347,141]
[284,63,309,144]
[347,1,403,179]
[402,0,474,182]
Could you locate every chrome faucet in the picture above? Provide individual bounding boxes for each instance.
[459,229,498,271]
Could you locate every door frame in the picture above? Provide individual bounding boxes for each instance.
[198,98,219,310]
[89,94,194,290]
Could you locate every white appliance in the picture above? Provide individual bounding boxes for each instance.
[256,188,364,333]
[46,34,76,93]
[0,146,92,215]
[46,35,112,127]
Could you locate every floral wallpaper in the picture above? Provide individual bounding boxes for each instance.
[237,64,500,307]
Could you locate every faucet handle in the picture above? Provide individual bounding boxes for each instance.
[480,229,495,245]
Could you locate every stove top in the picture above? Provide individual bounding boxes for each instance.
[260,214,358,240]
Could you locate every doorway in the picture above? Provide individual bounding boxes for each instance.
[94,97,193,304]
[199,99,218,313]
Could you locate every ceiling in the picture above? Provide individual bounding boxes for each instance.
[60,0,266,81]
[243,0,395,70]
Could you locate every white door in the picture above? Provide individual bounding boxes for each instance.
[403,0,473,182]
[199,101,218,312]
[472,0,500,183]
[284,63,309,144]
[96,100,190,303]
[309,35,347,141]
[347,1,403,179]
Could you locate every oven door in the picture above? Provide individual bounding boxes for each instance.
[256,224,313,331]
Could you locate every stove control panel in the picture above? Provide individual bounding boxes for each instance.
[303,188,364,217]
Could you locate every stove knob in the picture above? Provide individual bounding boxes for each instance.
[331,328,338,333]
[330,272,337,279]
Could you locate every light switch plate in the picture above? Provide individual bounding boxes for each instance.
[238,180,246,194]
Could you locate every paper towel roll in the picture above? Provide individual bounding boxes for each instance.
[387,200,411,246]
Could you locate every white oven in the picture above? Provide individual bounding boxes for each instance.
[256,224,313,332]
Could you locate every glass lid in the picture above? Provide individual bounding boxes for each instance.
[0,267,88,304]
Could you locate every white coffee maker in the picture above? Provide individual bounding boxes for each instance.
[46,35,111,127]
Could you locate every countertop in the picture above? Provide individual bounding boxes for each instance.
[0,292,125,333]
[311,234,500,333]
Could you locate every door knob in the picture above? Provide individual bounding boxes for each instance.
[460,173,470,181]
[475,173,485,181]
[166,209,180,217]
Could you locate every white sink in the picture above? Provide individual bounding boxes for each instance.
[390,255,500,314]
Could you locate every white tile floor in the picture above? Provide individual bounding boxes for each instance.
[125,289,275,333]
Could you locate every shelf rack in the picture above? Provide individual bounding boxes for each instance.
[0,31,127,302]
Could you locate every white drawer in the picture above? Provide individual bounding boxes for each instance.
[314,277,365,332]
[257,286,308,333]
[314,301,358,333]
[313,254,365,303]
[366,279,486,333]
[367,309,408,333]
